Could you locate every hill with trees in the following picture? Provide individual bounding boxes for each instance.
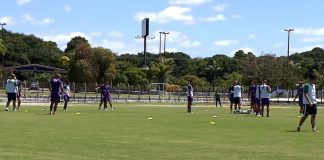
[1,29,323,90]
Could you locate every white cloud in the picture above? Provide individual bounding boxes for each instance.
[248,34,256,39]
[213,40,238,47]
[94,40,125,50]
[0,16,15,24]
[21,14,54,25]
[135,6,194,24]
[38,32,90,50]
[17,0,32,5]
[108,31,123,37]
[294,27,324,36]
[64,4,72,12]
[169,0,211,5]
[180,40,201,47]
[213,4,228,12]
[300,37,323,42]
[199,14,226,22]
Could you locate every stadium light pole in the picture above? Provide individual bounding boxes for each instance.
[284,28,294,58]
[284,28,294,103]
[1,22,7,66]
[0,22,6,40]
[159,32,162,55]
[161,32,170,57]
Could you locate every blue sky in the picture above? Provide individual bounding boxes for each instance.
[1,0,324,58]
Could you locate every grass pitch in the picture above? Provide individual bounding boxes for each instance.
[0,103,323,160]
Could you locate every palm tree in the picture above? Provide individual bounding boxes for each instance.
[206,59,220,91]
[150,56,174,83]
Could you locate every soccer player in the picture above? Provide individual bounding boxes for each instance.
[97,82,114,111]
[63,81,72,111]
[254,81,262,117]
[228,81,235,113]
[187,80,193,113]
[248,81,257,112]
[214,89,222,107]
[49,74,64,115]
[260,80,272,117]
[297,75,318,133]
[16,76,22,111]
[233,81,243,111]
[5,74,18,111]
[293,80,304,118]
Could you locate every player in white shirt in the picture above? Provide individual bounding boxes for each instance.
[260,80,272,117]
[187,80,193,113]
[233,81,243,111]
[297,75,318,133]
[5,74,18,111]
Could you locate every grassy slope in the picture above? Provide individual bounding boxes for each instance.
[0,103,323,160]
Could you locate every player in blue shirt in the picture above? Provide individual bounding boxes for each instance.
[293,80,304,118]
[49,74,64,115]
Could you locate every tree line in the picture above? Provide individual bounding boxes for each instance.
[1,29,323,90]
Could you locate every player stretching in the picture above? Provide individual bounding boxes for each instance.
[49,74,64,115]
[297,75,318,133]
[293,80,304,118]
[260,80,271,117]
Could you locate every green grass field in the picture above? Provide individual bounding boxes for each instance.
[0,103,323,160]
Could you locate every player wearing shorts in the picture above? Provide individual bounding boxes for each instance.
[97,82,114,111]
[254,81,262,116]
[293,80,304,118]
[5,74,18,111]
[233,81,242,111]
[63,81,72,111]
[49,74,64,115]
[297,75,318,133]
[187,80,193,113]
[260,80,271,117]
[248,81,257,112]
[228,81,235,113]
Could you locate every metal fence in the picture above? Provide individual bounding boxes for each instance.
[1,81,324,105]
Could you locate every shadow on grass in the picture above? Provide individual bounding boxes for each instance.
[286,130,301,133]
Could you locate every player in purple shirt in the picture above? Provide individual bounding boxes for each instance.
[49,74,64,115]
[96,82,114,111]
[293,80,304,118]
[248,81,257,112]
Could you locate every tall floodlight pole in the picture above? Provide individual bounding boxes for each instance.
[162,32,170,56]
[159,32,162,55]
[0,22,7,66]
[284,28,294,103]
[284,29,294,58]
[0,23,6,40]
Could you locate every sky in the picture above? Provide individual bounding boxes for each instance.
[0,0,324,58]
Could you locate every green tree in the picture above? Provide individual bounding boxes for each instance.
[65,36,90,53]
[150,56,174,83]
